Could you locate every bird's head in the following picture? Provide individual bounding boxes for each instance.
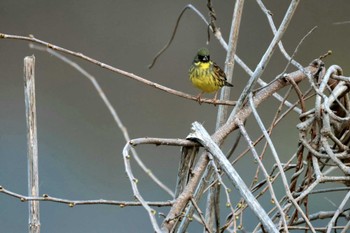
[195,48,210,63]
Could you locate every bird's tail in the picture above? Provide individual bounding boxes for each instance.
[225,81,234,87]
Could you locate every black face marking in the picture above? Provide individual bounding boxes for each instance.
[198,54,210,62]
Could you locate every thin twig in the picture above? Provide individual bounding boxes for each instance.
[340,219,350,233]
[281,26,318,75]
[293,210,349,225]
[206,0,218,38]
[326,191,350,233]
[256,0,308,71]
[123,143,162,232]
[237,120,288,232]
[292,187,350,196]
[249,93,316,232]
[248,85,293,194]
[0,186,173,207]
[148,4,207,69]
[207,154,237,230]
[254,26,318,95]
[287,77,306,113]
[190,197,213,233]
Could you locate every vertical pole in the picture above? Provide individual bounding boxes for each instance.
[209,1,245,231]
[24,55,40,233]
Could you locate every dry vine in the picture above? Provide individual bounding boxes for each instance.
[1,1,350,233]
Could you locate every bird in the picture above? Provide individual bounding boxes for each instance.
[189,48,233,103]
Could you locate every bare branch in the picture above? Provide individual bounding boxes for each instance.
[0,33,233,106]
[0,186,172,207]
[129,138,197,147]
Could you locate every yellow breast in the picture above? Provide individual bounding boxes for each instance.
[189,62,221,93]
[198,62,210,69]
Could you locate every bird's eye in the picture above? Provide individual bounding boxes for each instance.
[198,55,209,62]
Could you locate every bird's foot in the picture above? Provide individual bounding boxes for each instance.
[195,92,204,104]
[213,92,218,106]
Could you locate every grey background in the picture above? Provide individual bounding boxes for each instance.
[1,1,350,232]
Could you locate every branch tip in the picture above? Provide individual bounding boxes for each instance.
[319,50,332,60]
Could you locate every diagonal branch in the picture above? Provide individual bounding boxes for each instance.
[0,33,233,106]
[237,120,288,232]
[187,122,278,233]
[229,0,300,120]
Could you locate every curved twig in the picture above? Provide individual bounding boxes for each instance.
[123,143,162,232]
[148,4,208,69]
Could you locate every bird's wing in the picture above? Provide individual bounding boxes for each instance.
[213,62,227,80]
[213,62,233,87]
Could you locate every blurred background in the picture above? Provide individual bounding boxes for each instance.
[1,0,350,232]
